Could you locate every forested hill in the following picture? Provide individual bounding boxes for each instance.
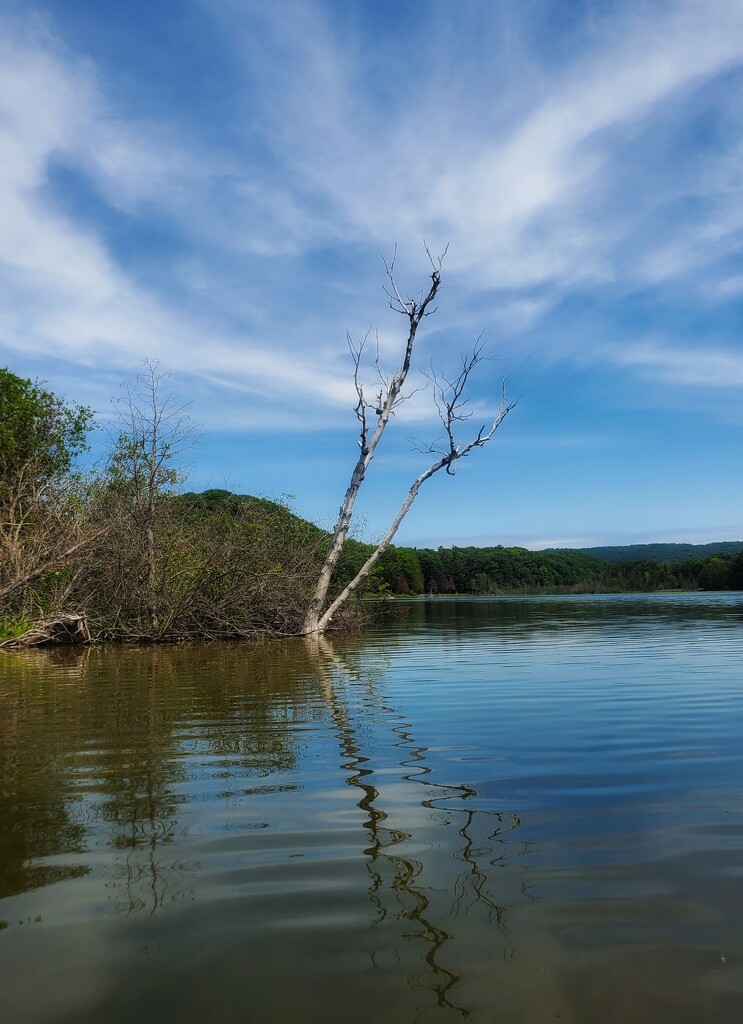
[565,541,743,564]
[175,492,743,596]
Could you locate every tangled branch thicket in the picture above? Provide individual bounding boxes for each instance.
[65,492,329,642]
[0,364,342,644]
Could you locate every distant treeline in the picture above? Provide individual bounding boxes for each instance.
[351,541,743,596]
[569,541,743,565]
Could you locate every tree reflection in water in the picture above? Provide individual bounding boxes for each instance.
[310,636,526,1022]
[4,597,743,1023]
[96,644,306,918]
[0,649,90,902]
[0,644,306,921]
[2,636,531,1021]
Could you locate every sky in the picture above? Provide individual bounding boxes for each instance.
[1,0,742,549]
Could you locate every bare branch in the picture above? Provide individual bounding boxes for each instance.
[106,362,202,635]
[302,248,515,636]
[302,246,448,635]
[423,240,449,272]
[316,378,514,632]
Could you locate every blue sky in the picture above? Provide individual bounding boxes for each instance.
[1,0,743,548]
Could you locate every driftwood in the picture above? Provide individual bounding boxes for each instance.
[0,613,91,649]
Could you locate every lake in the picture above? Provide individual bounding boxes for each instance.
[2,593,743,1023]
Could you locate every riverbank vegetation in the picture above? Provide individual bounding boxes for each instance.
[2,365,742,645]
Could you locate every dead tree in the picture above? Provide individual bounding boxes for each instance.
[302,251,515,636]
[107,362,198,636]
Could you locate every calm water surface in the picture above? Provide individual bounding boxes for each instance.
[2,594,743,1023]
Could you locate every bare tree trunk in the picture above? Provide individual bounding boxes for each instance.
[303,251,514,637]
[109,361,197,638]
[316,458,446,632]
[316,377,512,632]
[0,612,91,648]
[303,252,444,635]
[146,373,162,633]
[145,519,159,633]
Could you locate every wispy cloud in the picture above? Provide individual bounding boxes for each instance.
[611,340,743,388]
[209,0,743,291]
[0,13,357,425]
[1,0,743,439]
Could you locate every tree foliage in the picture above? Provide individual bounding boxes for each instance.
[0,367,92,496]
[0,368,95,615]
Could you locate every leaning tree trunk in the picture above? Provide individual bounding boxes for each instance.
[303,257,442,636]
[314,458,447,633]
[306,341,513,635]
[314,386,511,634]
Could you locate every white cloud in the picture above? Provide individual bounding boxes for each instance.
[612,340,743,388]
[2,0,743,440]
[0,15,360,426]
[211,0,743,292]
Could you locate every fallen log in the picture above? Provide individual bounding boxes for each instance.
[0,613,91,648]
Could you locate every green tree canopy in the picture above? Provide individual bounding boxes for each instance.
[0,368,92,495]
[698,556,732,591]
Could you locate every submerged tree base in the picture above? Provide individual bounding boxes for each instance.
[0,612,91,648]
